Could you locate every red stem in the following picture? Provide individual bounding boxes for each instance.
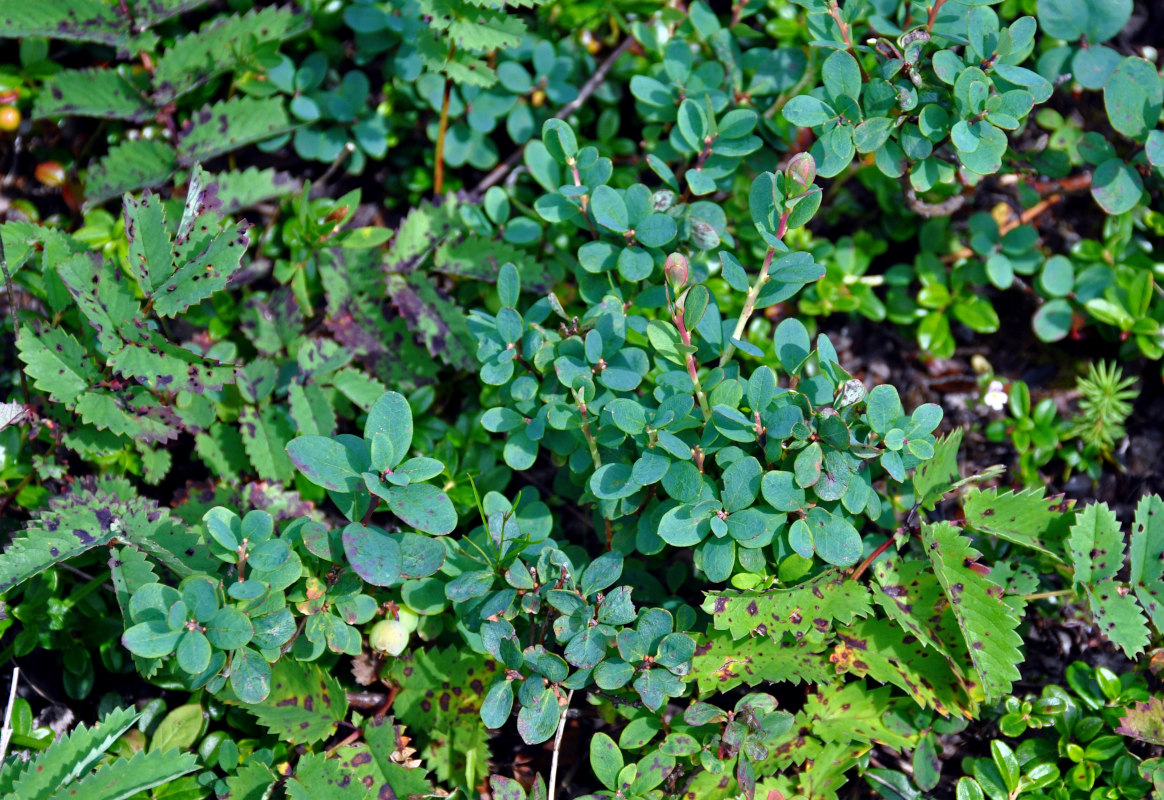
[849,533,898,582]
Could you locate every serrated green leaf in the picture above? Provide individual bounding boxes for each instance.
[1084,582,1149,658]
[194,423,250,482]
[871,557,953,659]
[704,569,873,640]
[964,487,1072,560]
[76,389,180,444]
[922,522,1023,703]
[246,660,348,745]
[152,6,308,102]
[688,630,833,692]
[44,747,199,800]
[834,618,972,716]
[387,647,494,785]
[1069,502,1125,587]
[110,321,236,392]
[802,681,913,750]
[211,167,300,214]
[239,406,295,483]
[16,326,97,404]
[0,0,130,47]
[85,139,178,204]
[385,271,476,370]
[122,191,172,296]
[150,219,250,317]
[10,707,139,800]
[912,429,962,511]
[34,68,151,122]
[288,382,337,437]
[1131,495,1164,629]
[176,96,298,166]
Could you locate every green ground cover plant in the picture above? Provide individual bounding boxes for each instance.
[1,1,1163,799]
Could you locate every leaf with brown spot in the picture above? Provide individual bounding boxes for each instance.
[245,660,348,745]
[871,557,953,658]
[1131,495,1164,631]
[922,522,1023,704]
[176,96,298,165]
[834,619,974,717]
[912,428,963,511]
[385,647,492,787]
[1117,697,1164,745]
[800,681,913,750]
[687,630,833,693]
[703,569,873,641]
[963,486,1072,561]
[1068,501,1125,587]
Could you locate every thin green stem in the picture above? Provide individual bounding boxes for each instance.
[1020,589,1075,602]
[582,417,603,469]
[720,240,781,368]
[463,473,501,569]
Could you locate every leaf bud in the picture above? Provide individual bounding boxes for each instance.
[664,253,689,289]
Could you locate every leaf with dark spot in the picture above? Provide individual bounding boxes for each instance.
[245,660,348,745]
[1117,697,1164,745]
[922,522,1023,703]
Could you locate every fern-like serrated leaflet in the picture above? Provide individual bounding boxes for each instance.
[9,707,139,799]
[921,522,1023,703]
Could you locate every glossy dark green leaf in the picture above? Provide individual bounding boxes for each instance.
[364,391,413,469]
[229,647,271,703]
[481,679,515,728]
[286,436,365,493]
[1091,158,1144,214]
[341,523,401,586]
[580,551,623,597]
[591,732,623,790]
[516,686,560,745]
[205,607,253,650]
[380,482,457,535]
[591,185,628,233]
[122,619,181,658]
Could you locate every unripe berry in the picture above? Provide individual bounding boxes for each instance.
[369,619,410,656]
[35,161,66,188]
[0,105,20,132]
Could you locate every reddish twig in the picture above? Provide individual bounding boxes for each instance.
[925,0,948,33]
[825,1,869,80]
[849,533,899,582]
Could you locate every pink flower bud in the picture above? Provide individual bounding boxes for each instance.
[664,253,689,288]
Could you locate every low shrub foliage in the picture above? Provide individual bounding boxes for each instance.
[1,0,1163,798]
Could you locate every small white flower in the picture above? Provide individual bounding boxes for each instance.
[983,380,1008,411]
